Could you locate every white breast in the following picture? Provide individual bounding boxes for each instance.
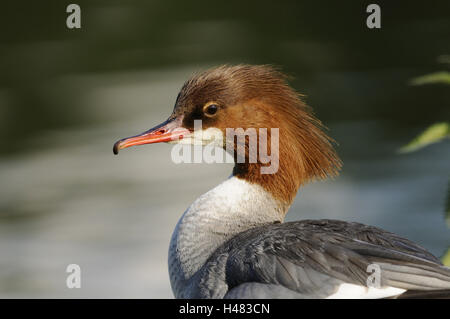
[168,176,286,298]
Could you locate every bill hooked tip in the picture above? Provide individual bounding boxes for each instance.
[113,141,121,155]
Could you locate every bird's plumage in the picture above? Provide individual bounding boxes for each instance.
[189,220,449,298]
[114,64,450,299]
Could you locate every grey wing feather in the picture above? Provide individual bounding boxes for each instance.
[194,219,450,298]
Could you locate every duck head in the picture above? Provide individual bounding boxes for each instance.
[113,65,341,204]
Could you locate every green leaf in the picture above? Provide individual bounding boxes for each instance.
[399,122,450,153]
[410,71,450,86]
[442,248,450,267]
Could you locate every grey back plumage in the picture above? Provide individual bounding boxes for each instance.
[186,219,450,298]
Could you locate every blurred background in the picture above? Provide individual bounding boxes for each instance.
[0,0,449,298]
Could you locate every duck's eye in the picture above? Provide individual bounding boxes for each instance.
[204,104,218,116]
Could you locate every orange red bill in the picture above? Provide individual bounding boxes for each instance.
[113,120,190,154]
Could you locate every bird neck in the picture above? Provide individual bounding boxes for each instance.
[168,176,288,298]
[232,146,302,204]
[223,97,341,204]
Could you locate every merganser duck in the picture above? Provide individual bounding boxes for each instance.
[113,65,450,298]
